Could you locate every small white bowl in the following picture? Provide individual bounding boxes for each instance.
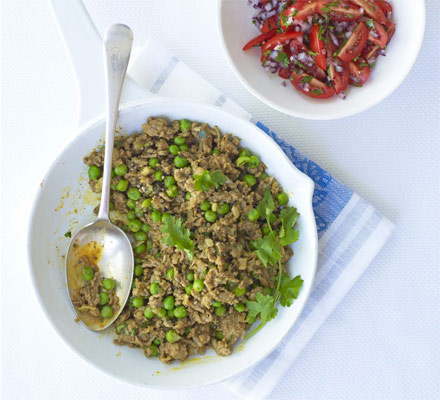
[217,0,425,120]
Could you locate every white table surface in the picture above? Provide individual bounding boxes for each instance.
[2,1,439,399]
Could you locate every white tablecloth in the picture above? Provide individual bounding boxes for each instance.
[2,1,439,399]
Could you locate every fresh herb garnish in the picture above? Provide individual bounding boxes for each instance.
[64,231,72,238]
[365,19,375,30]
[312,88,324,95]
[247,188,303,338]
[193,170,227,191]
[275,51,290,67]
[160,215,194,259]
[301,75,313,84]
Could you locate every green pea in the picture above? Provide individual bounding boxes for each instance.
[80,266,94,281]
[126,189,140,202]
[148,344,159,357]
[234,286,246,297]
[167,309,175,318]
[132,296,144,308]
[102,278,115,291]
[261,225,270,235]
[150,282,162,295]
[111,183,117,190]
[157,308,167,318]
[88,165,101,180]
[239,149,251,157]
[141,223,151,233]
[166,329,181,343]
[141,198,152,208]
[126,199,136,209]
[164,176,176,188]
[154,170,163,181]
[211,149,220,155]
[144,306,154,319]
[134,243,146,254]
[174,156,188,168]
[163,295,175,310]
[217,203,230,215]
[146,241,152,252]
[173,306,187,318]
[134,265,143,277]
[128,219,142,232]
[121,224,129,232]
[200,200,211,211]
[247,208,260,221]
[134,257,142,264]
[116,179,129,191]
[212,301,222,308]
[114,164,128,176]
[277,192,289,206]
[153,339,161,346]
[205,210,217,223]
[179,119,192,132]
[161,213,172,223]
[174,136,186,145]
[215,305,226,317]
[215,330,223,340]
[260,172,268,180]
[243,174,256,187]
[185,192,191,200]
[186,272,194,281]
[149,157,159,168]
[166,268,175,281]
[127,210,136,220]
[134,231,147,242]
[166,185,179,198]
[99,292,109,305]
[235,302,246,312]
[151,210,162,222]
[101,305,113,319]
[179,144,188,151]
[193,279,204,292]
[268,213,276,224]
[184,284,193,295]
[109,201,115,211]
[248,155,260,168]
[169,144,179,155]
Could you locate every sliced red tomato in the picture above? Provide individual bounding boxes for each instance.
[310,25,327,70]
[376,0,393,13]
[338,22,368,62]
[290,71,335,98]
[243,30,276,51]
[328,61,349,94]
[316,1,363,22]
[362,43,380,60]
[280,0,317,29]
[261,16,277,33]
[349,0,387,24]
[279,67,291,79]
[384,20,396,44]
[289,39,327,81]
[367,20,388,48]
[348,61,371,85]
[261,31,303,54]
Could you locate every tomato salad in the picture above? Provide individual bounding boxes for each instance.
[243,0,395,99]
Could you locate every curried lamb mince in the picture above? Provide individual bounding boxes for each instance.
[82,117,304,363]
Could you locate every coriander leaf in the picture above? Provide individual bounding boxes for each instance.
[246,293,278,324]
[193,170,226,191]
[279,207,300,246]
[279,274,304,307]
[257,187,275,220]
[312,88,324,95]
[275,51,290,67]
[254,231,282,267]
[161,215,194,258]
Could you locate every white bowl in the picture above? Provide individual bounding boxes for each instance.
[28,98,318,388]
[217,0,425,120]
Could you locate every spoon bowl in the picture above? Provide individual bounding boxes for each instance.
[66,219,134,330]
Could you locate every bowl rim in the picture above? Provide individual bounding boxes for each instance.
[27,97,318,389]
[216,0,426,120]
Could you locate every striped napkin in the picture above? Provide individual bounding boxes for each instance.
[128,38,395,399]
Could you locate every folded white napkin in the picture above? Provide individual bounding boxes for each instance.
[128,38,395,400]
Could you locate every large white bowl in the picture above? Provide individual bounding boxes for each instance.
[28,98,318,388]
[217,0,425,120]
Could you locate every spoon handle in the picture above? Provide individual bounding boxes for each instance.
[98,24,133,220]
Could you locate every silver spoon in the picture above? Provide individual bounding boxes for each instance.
[66,24,134,331]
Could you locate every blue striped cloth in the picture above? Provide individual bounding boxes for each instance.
[128,38,395,399]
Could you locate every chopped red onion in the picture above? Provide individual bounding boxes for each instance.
[370,31,379,39]
[329,31,339,46]
[337,92,347,99]
[264,2,273,11]
[335,65,343,73]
